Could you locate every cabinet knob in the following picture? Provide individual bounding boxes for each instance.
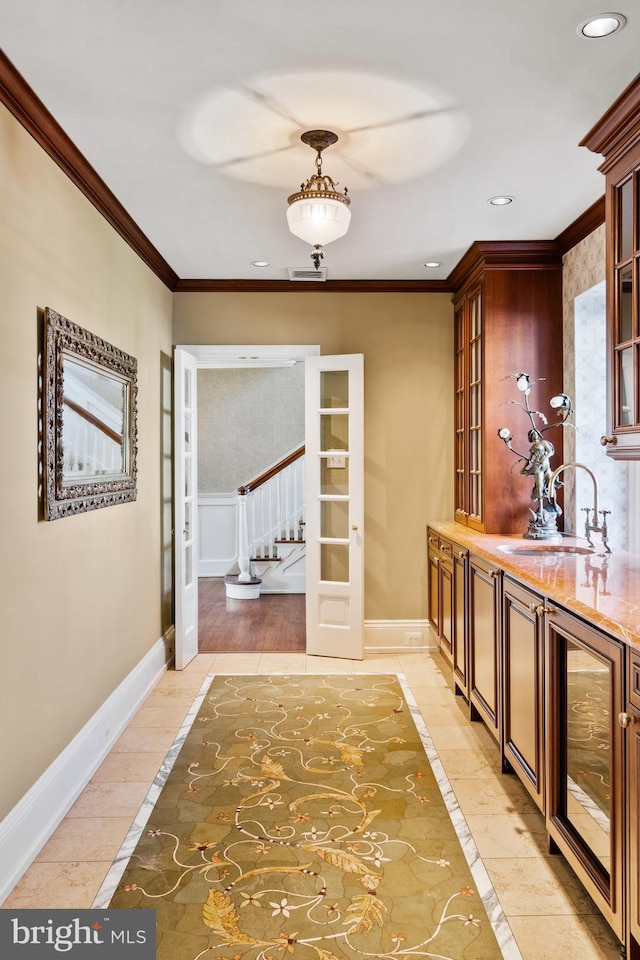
[535,604,555,616]
[618,712,637,728]
[428,536,437,544]
[529,602,538,614]
[489,569,499,579]
[458,550,467,559]
[601,435,618,446]
[434,557,440,566]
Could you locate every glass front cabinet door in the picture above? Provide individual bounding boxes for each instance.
[582,75,640,458]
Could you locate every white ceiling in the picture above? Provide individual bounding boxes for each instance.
[1,1,638,281]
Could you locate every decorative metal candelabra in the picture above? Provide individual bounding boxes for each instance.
[497,373,575,540]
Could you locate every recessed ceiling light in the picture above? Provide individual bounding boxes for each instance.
[488,195,514,206]
[251,260,270,267]
[424,261,443,268]
[577,13,627,37]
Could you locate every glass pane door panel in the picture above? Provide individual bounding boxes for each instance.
[321,543,349,582]
[470,474,481,517]
[320,370,349,408]
[565,641,611,875]
[321,459,349,495]
[321,500,349,538]
[184,461,192,497]
[184,500,192,538]
[618,177,633,263]
[321,414,349,451]
[619,348,635,426]
[618,264,633,342]
[185,543,192,586]
[184,411,193,453]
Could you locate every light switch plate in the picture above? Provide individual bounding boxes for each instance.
[327,454,346,468]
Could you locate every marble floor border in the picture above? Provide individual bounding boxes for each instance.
[91,671,216,909]
[397,673,524,960]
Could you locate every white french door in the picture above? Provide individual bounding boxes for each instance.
[174,347,199,669]
[305,354,364,660]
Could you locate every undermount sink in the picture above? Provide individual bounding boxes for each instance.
[498,543,594,556]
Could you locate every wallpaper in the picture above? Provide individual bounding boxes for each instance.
[197,365,305,494]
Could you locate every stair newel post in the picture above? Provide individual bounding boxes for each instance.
[236,487,253,583]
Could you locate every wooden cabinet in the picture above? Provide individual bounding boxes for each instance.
[468,552,502,743]
[428,528,469,698]
[582,76,640,459]
[546,606,625,940]
[502,576,546,812]
[452,243,563,533]
[626,648,640,959]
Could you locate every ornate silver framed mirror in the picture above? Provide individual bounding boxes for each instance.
[41,307,138,519]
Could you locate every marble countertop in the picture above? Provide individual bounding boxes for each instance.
[428,520,640,650]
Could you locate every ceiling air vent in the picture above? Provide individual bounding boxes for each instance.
[288,267,327,282]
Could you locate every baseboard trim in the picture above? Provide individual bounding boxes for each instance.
[364,619,434,653]
[0,635,172,904]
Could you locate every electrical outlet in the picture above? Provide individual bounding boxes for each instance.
[404,631,423,645]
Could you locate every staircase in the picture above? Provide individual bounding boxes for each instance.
[224,446,305,599]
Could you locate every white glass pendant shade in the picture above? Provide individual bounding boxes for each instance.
[286,195,351,247]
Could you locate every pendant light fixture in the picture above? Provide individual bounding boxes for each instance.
[287,130,351,269]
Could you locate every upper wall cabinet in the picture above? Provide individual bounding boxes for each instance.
[582,76,640,459]
[451,243,563,533]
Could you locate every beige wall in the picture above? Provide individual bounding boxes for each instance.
[174,291,455,621]
[0,105,173,819]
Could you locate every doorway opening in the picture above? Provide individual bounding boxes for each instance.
[197,359,307,653]
[179,344,318,656]
[174,345,365,668]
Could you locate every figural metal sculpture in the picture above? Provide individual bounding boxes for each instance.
[497,373,575,540]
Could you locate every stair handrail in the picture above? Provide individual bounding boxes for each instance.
[234,445,305,584]
[238,445,305,495]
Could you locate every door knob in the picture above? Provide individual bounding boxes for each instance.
[601,435,618,446]
[352,524,358,531]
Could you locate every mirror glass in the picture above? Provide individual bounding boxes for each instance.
[565,639,611,875]
[62,356,128,481]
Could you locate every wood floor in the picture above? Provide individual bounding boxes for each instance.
[198,577,306,652]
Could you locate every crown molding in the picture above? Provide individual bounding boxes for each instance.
[175,278,451,293]
[0,50,179,291]
[554,196,605,255]
[447,240,563,293]
[581,72,640,171]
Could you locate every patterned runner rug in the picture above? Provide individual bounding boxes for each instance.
[95,674,519,960]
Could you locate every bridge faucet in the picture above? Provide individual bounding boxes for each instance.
[547,462,611,553]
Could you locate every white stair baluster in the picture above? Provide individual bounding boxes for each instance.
[236,492,252,582]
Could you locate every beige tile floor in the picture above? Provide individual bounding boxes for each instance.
[1,650,623,960]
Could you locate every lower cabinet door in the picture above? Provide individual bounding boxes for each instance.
[628,703,640,957]
[439,556,454,665]
[452,547,469,698]
[626,648,640,958]
[502,576,545,812]
[468,553,501,743]
[546,606,625,941]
